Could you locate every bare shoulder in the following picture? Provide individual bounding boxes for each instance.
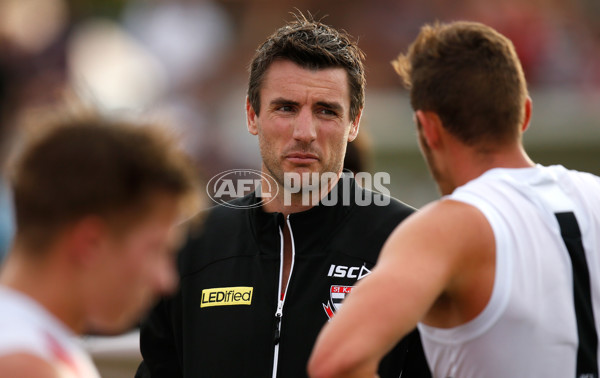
[0,353,61,378]
[378,198,496,326]
[382,198,493,259]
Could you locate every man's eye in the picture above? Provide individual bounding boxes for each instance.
[318,108,337,116]
[278,105,294,112]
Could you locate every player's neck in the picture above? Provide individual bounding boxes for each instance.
[446,144,535,193]
[0,250,85,334]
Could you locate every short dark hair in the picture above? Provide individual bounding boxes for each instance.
[393,21,528,149]
[10,116,199,250]
[248,12,365,121]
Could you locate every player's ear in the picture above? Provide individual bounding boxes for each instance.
[347,108,362,142]
[415,110,443,149]
[246,97,259,136]
[521,96,532,133]
[66,216,107,267]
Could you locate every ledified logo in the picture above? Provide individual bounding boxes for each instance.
[200,286,254,308]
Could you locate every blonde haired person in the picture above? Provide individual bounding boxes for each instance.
[0,117,199,377]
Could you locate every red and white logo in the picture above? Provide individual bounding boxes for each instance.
[330,285,353,311]
[322,265,371,320]
[323,285,354,320]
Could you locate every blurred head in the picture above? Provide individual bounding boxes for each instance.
[10,116,199,331]
[248,12,365,123]
[85,192,185,333]
[393,21,529,152]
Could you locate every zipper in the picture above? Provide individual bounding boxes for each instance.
[271,215,296,378]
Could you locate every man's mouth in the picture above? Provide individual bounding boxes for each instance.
[285,152,319,164]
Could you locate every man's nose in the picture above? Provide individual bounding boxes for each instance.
[292,108,317,143]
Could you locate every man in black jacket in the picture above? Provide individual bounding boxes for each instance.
[136,13,431,378]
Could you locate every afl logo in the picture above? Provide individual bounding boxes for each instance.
[206,169,279,209]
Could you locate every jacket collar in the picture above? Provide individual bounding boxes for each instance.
[249,173,357,255]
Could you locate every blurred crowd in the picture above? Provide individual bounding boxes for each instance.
[1,0,600,170]
[1,0,599,234]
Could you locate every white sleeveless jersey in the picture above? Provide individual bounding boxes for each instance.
[0,286,100,378]
[418,165,600,378]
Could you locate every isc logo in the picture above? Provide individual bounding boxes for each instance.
[327,264,371,280]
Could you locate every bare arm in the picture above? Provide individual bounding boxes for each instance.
[308,200,495,378]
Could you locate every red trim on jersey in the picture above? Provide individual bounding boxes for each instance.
[44,332,81,377]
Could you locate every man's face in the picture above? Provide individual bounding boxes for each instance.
[247,59,361,190]
[87,195,181,333]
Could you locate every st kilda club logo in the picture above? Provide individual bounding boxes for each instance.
[322,264,371,320]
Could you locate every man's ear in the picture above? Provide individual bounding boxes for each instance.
[66,216,107,267]
[246,97,259,136]
[347,109,362,142]
[415,110,443,150]
[521,96,532,133]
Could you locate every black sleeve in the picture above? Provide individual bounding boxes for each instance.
[135,296,182,378]
[378,328,432,378]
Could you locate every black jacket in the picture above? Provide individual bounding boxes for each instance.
[137,177,431,377]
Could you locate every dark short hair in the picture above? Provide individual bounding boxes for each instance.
[248,12,365,121]
[393,21,528,149]
[10,116,199,250]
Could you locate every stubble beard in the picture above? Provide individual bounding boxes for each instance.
[259,139,346,203]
